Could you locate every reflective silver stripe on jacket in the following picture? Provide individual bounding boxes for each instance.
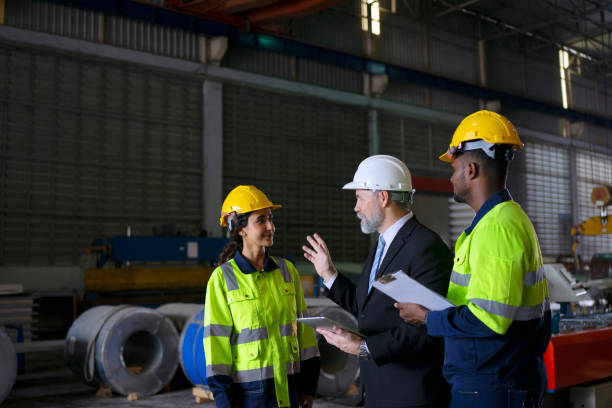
[450,270,471,287]
[469,297,550,321]
[523,266,547,286]
[300,345,319,360]
[287,361,300,375]
[231,327,268,345]
[221,261,239,291]
[277,258,292,283]
[206,363,232,377]
[280,323,296,337]
[232,365,275,383]
[203,324,233,338]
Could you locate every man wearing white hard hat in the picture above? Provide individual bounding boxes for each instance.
[303,155,453,407]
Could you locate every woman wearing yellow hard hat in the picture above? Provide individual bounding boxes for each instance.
[204,185,320,408]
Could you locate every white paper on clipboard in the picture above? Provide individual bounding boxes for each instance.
[372,270,454,311]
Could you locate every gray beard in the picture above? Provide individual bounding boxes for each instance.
[357,209,383,234]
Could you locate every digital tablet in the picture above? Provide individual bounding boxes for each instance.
[297,316,366,338]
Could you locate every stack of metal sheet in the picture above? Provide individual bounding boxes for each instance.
[0,289,36,343]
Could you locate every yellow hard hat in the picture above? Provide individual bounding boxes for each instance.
[439,110,523,162]
[219,185,281,227]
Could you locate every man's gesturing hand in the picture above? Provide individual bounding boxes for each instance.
[303,233,336,283]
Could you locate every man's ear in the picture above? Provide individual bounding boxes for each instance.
[466,161,479,181]
[377,190,390,207]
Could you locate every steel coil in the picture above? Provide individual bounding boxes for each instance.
[65,305,179,396]
[309,307,361,398]
[157,303,207,387]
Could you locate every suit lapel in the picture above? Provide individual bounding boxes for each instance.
[358,245,377,307]
[376,217,419,279]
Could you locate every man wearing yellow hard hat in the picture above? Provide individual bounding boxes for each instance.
[395,111,551,408]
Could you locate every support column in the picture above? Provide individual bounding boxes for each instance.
[203,79,223,237]
[0,0,5,25]
[569,148,580,226]
[368,109,379,155]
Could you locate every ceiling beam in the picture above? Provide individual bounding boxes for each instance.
[434,0,482,19]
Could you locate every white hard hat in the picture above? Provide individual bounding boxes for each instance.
[343,155,414,193]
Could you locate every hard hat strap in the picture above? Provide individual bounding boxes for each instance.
[389,190,415,204]
[461,139,496,159]
[460,140,515,162]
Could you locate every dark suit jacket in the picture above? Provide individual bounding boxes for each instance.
[328,215,453,408]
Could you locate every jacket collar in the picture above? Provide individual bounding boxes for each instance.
[464,189,512,236]
[234,249,277,274]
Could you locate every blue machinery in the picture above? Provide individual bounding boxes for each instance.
[89,236,229,268]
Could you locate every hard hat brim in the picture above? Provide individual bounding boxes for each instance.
[219,204,282,227]
[438,152,453,163]
[342,181,365,190]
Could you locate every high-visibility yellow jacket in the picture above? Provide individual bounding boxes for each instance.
[204,255,319,407]
[447,199,549,334]
[427,190,551,389]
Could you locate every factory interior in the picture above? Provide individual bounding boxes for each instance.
[0,0,612,407]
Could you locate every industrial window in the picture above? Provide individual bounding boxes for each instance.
[524,143,572,257]
[575,150,612,261]
[361,0,381,36]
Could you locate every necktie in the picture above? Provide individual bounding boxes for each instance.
[368,235,386,293]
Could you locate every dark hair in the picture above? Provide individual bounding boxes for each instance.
[216,212,251,266]
[460,148,510,188]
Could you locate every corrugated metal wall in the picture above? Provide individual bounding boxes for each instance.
[6,0,201,61]
[223,85,370,262]
[5,0,100,41]
[2,0,612,266]
[378,113,453,175]
[0,44,203,265]
[524,143,572,257]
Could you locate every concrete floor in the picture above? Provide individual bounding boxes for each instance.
[4,370,353,408]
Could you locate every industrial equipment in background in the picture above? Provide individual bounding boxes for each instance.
[544,188,612,396]
[570,185,612,278]
[84,234,228,308]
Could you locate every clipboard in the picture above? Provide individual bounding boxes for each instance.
[372,270,454,311]
[297,316,366,338]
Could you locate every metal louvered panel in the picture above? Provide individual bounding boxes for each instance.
[5,0,100,42]
[379,22,424,70]
[104,16,200,61]
[378,113,454,175]
[223,85,370,262]
[430,32,475,85]
[575,150,612,261]
[297,59,362,93]
[0,45,203,266]
[524,143,571,257]
[379,114,430,171]
[223,45,292,80]
[449,199,473,248]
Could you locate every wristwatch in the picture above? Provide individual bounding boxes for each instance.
[359,340,370,360]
